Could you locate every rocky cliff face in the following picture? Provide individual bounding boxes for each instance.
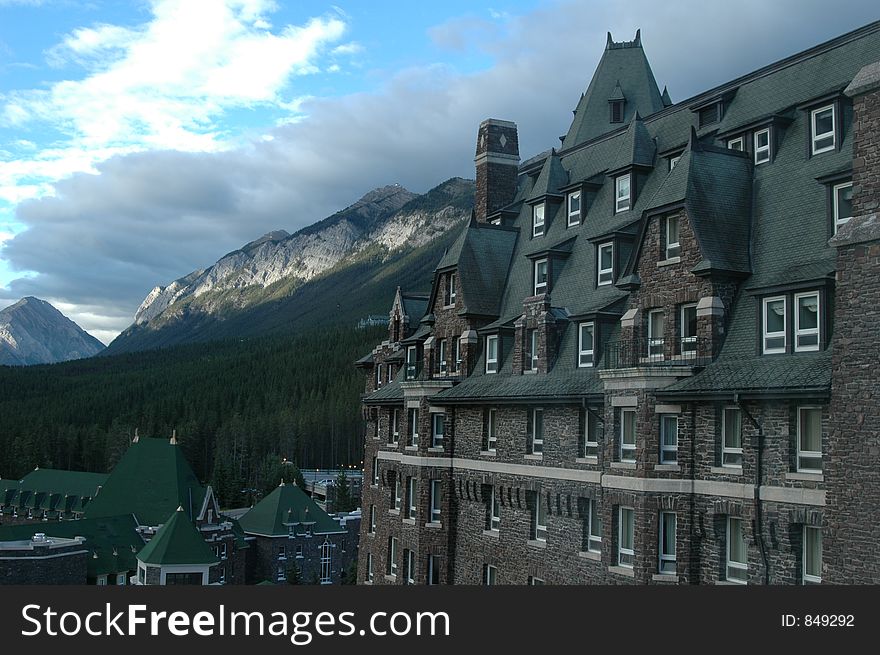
[0,297,105,365]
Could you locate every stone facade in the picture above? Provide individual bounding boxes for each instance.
[0,537,87,585]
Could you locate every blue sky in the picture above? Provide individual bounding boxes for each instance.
[1,0,878,342]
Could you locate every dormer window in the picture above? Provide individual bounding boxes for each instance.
[444,273,457,306]
[754,128,771,164]
[485,335,499,373]
[762,296,786,354]
[534,258,548,295]
[567,191,581,227]
[811,105,836,155]
[527,329,539,371]
[610,100,624,123]
[832,181,853,234]
[727,136,744,151]
[437,338,447,375]
[532,203,545,237]
[665,216,680,259]
[698,102,722,127]
[597,242,614,286]
[405,345,418,379]
[668,154,682,171]
[794,292,820,352]
[615,174,631,213]
[578,322,594,367]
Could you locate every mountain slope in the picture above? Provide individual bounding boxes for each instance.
[0,297,105,365]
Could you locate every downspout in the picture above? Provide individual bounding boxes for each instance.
[734,392,770,585]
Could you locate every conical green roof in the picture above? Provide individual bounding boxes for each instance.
[137,507,219,566]
[238,481,344,537]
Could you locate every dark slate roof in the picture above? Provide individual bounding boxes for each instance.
[433,367,603,403]
[137,507,219,566]
[608,113,656,173]
[528,150,569,199]
[363,380,404,405]
[400,293,428,322]
[238,482,344,537]
[83,437,207,526]
[354,352,374,366]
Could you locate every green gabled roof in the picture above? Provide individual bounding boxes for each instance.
[528,150,569,200]
[363,380,404,405]
[238,481,344,537]
[432,366,603,404]
[16,468,108,499]
[138,507,219,566]
[400,293,428,323]
[608,113,656,173]
[84,437,206,526]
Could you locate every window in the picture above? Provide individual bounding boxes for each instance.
[485,335,499,373]
[669,154,682,171]
[811,105,835,155]
[727,136,744,151]
[430,479,441,524]
[488,486,501,531]
[580,409,599,458]
[567,190,582,226]
[529,576,545,585]
[754,128,770,164]
[698,102,721,127]
[452,338,461,374]
[610,100,624,123]
[586,499,602,552]
[278,545,286,559]
[615,174,631,213]
[376,364,383,387]
[372,457,379,486]
[660,415,678,464]
[762,296,786,354]
[726,517,748,583]
[597,242,614,286]
[620,408,637,462]
[409,408,419,447]
[803,526,822,584]
[117,573,127,585]
[483,564,497,586]
[648,309,665,359]
[369,505,376,533]
[405,346,418,379]
[404,549,415,585]
[528,408,544,454]
[320,539,332,584]
[367,553,374,583]
[680,303,697,354]
[527,329,539,370]
[833,181,853,234]
[722,407,743,467]
[446,273,457,305]
[578,322,594,367]
[659,512,677,574]
[386,364,393,383]
[794,292,820,352]
[138,567,145,585]
[437,339,447,375]
[432,413,445,448]
[665,215,680,259]
[295,544,303,557]
[534,258,548,295]
[407,477,417,519]
[388,537,398,576]
[276,566,285,582]
[797,406,823,473]
[393,475,402,511]
[532,203,545,237]
[485,409,497,452]
[618,507,634,567]
[427,555,440,585]
[391,408,400,443]
[533,493,547,542]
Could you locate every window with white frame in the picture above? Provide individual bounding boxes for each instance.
[388,537,398,576]
[485,408,497,452]
[529,576,545,585]
[680,303,697,354]
[367,553,374,583]
[483,564,497,585]
[485,335,499,373]
[369,505,376,533]
[811,105,835,155]
[794,292,820,352]
[648,309,665,359]
[407,477,417,520]
[409,408,419,446]
[722,407,743,467]
[452,338,461,373]
[669,154,682,170]
[437,339,447,375]
[762,296,786,354]
[533,492,547,542]
[665,215,680,259]
[660,414,678,464]
[427,555,440,585]
[432,413,445,448]
[527,328,539,370]
[489,486,501,531]
[797,406,823,473]
[386,363,392,383]
[528,408,544,454]
[430,479,442,524]
[391,408,400,443]
[447,273,457,305]
[320,539,332,584]
[727,136,744,151]
[117,573,127,585]
[372,457,379,486]
[295,544,303,557]
[726,517,747,583]
[393,475,402,511]
[586,499,602,552]
[404,549,415,585]
[376,364,383,387]
[534,258,548,295]
[833,181,853,234]
[615,174,631,212]
[581,409,599,458]
[620,408,637,462]
[659,511,677,574]
[532,203,545,237]
[803,526,822,584]
[754,128,771,164]
[568,190,582,226]
[618,507,634,567]
[405,345,418,379]
[578,322,594,367]
[597,242,614,286]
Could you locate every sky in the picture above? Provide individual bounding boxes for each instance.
[0,0,878,344]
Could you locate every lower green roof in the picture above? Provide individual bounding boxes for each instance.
[137,507,219,566]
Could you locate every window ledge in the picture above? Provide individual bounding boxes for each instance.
[387,442,399,448]
[608,565,635,578]
[404,446,418,452]
[610,461,636,470]
[402,518,416,525]
[710,466,743,476]
[388,509,400,516]
[715,580,746,586]
[370,484,378,490]
[576,456,599,465]
[578,550,601,561]
[656,257,681,267]
[482,529,500,538]
[786,472,824,482]
[524,453,543,461]
[527,539,547,549]
[384,575,397,582]
[427,447,444,453]
[363,580,373,585]
[442,304,455,310]
[652,573,679,583]
[424,522,443,529]
[522,369,537,375]
[654,464,680,472]
[480,450,497,457]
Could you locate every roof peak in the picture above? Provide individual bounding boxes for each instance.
[606,28,641,50]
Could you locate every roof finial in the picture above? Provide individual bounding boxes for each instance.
[170,429,177,445]
[280,478,285,487]
[176,505,184,512]
[606,31,613,48]
[634,28,641,46]
[133,428,139,444]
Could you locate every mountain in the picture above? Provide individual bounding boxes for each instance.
[107,177,474,353]
[0,297,105,365]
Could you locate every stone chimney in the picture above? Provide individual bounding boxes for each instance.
[825,60,880,583]
[474,119,520,222]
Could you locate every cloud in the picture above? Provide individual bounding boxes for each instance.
[2,0,879,341]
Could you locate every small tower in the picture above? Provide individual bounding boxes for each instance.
[474,119,520,222]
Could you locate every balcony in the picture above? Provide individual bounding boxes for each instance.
[602,336,713,370]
